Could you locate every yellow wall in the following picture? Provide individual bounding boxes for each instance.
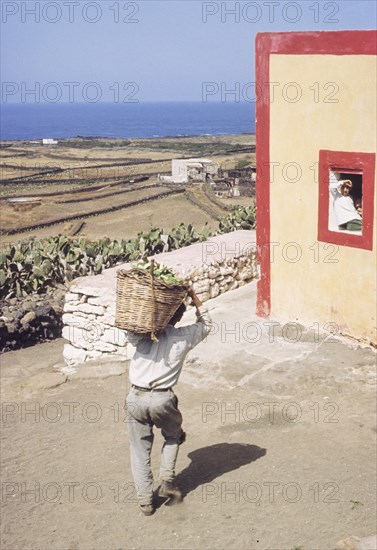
[269,54,377,343]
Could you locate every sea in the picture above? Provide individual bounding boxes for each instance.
[0,102,255,141]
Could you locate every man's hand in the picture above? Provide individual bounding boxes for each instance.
[187,287,202,309]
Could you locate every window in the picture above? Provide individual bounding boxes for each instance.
[318,150,375,251]
[328,170,363,235]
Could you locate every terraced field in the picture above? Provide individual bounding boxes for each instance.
[0,135,255,243]
[1,183,181,233]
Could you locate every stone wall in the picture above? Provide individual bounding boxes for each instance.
[0,286,67,353]
[63,230,257,366]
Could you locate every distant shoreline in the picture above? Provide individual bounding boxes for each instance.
[0,133,255,145]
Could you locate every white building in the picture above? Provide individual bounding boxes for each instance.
[159,158,218,184]
[42,138,58,146]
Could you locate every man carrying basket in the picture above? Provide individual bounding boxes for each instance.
[125,287,212,516]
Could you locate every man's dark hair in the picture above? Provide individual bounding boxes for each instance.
[169,302,186,326]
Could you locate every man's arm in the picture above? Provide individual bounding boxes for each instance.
[189,288,212,335]
[329,177,342,196]
[188,287,203,309]
[183,287,213,348]
[330,178,353,196]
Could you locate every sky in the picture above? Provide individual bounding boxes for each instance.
[1,0,376,103]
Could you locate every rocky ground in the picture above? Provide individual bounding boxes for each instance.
[1,283,376,550]
[0,286,67,352]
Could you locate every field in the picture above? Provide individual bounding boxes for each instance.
[0,134,255,244]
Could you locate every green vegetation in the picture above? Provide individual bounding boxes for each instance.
[59,138,132,149]
[130,139,251,156]
[133,260,185,285]
[0,206,256,299]
[350,500,363,510]
[219,205,256,232]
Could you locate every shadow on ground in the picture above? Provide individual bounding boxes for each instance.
[176,442,266,497]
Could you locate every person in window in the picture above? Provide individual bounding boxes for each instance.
[354,199,363,216]
[329,179,362,231]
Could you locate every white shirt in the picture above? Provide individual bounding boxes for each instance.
[127,306,212,389]
[329,181,361,226]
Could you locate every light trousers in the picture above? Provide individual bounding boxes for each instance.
[126,387,184,505]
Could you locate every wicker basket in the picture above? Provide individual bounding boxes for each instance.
[115,262,188,340]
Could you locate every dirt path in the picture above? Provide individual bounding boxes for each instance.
[1,284,376,550]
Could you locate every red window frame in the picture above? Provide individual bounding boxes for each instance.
[318,150,375,251]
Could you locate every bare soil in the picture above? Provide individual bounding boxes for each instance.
[1,284,376,550]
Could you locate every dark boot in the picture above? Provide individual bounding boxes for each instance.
[158,481,182,503]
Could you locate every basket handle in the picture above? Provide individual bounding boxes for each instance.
[150,259,158,342]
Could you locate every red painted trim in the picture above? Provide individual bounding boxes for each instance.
[257,30,377,56]
[255,30,377,317]
[331,168,363,175]
[318,150,375,251]
[255,34,271,317]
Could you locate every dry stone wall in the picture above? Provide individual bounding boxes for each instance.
[0,287,66,353]
[63,230,257,366]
